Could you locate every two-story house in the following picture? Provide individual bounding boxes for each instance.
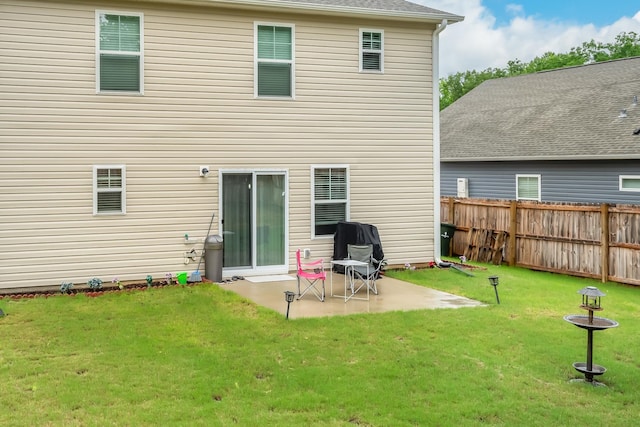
[0,0,463,290]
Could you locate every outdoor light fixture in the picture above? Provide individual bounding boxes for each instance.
[488,275,500,304]
[284,290,295,319]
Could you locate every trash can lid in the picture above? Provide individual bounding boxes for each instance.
[204,234,223,247]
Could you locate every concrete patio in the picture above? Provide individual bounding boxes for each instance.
[218,272,484,319]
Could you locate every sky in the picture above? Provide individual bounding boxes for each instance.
[409,0,640,76]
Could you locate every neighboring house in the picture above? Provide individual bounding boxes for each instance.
[440,57,640,205]
[0,0,463,289]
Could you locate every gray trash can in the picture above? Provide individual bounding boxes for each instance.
[204,235,223,282]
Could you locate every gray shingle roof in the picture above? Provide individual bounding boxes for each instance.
[280,0,450,14]
[211,0,463,21]
[441,57,640,161]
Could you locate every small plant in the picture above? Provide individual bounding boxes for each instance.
[146,275,153,287]
[165,273,173,285]
[60,281,74,294]
[87,277,103,290]
[112,277,123,290]
[404,262,416,271]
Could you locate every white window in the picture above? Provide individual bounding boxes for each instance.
[94,166,126,214]
[620,175,640,192]
[312,166,349,237]
[255,23,294,98]
[96,11,143,93]
[360,29,383,72]
[516,174,541,201]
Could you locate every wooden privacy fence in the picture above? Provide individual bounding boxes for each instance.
[441,197,640,286]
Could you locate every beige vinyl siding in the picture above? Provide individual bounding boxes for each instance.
[0,0,435,289]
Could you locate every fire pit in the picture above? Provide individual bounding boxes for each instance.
[564,286,618,385]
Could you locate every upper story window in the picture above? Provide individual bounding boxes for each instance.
[94,166,126,215]
[620,176,640,192]
[96,11,143,93]
[516,174,541,201]
[312,166,348,237]
[360,29,383,73]
[255,23,294,98]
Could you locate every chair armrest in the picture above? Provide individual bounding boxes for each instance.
[371,257,387,270]
[302,258,324,270]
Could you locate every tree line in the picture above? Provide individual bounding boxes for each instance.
[440,31,640,110]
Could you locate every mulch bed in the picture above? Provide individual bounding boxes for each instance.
[0,280,212,300]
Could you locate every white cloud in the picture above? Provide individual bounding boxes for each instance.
[410,0,640,76]
[504,4,523,16]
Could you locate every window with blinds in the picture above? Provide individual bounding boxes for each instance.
[97,12,142,92]
[313,167,348,237]
[94,166,126,214]
[256,24,294,97]
[360,29,383,72]
[620,176,640,192]
[516,175,541,201]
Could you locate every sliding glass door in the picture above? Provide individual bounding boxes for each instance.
[221,171,287,274]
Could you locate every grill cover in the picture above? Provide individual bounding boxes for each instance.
[332,221,384,273]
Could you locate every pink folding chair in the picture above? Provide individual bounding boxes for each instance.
[296,249,326,301]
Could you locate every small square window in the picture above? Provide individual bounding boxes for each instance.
[94,166,126,214]
[620,175,640,192]
[516,174,541,201]
[360,29,383,72]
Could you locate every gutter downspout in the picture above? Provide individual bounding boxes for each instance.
[432,19,449,266]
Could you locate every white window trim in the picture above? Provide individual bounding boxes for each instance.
[96,10,144,94]
[93,165,126,215]
[359,28,384,73]
[516,174,541,201]
[620,175,640,192]
[311,165,350,239]
[254,22,295,99]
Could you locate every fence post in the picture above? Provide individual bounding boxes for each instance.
[601,203,609,283]
[448,197,455,222]
[508,200,517,266]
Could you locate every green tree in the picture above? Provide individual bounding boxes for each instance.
[440,31,640,110]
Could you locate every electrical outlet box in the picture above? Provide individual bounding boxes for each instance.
[303,248,311,259]
[456,178,468,198]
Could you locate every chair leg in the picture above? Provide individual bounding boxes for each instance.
[369,276,378,295]
[298,278,324,302]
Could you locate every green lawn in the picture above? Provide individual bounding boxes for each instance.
[1,263,638,426]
